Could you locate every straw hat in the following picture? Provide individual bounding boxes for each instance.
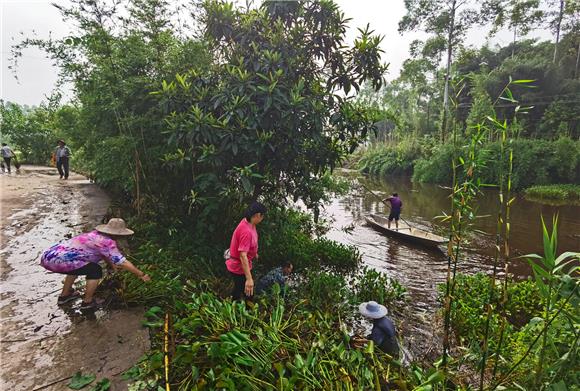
[95,218,134,236]
[359,301,388,319]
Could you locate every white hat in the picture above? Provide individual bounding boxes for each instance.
[359,301,388,319]
[95,218,134,236]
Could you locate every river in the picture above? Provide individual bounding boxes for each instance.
[324,171,580,359]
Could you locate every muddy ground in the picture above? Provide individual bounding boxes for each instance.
[0,166,148,390]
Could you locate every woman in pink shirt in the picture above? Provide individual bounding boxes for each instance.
[40,218,151,310]
[226,202,267,299]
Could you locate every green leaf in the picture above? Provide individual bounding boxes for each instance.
[91,378,111,391]
[68,372,96,389]
[546,380,568,391]
[554,252,579,266]
[529,261,550,280]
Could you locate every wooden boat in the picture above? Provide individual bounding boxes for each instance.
[364,213,448,248]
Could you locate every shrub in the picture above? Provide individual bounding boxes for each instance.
[351,266,407,308]
[524,184,580,202]
[358,138,424,177]
[259,208,361,275]
[437,273,543,345]
[413,137,580,189]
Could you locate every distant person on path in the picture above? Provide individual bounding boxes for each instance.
[1,143,15,174]
[40,218,151,310]
[383,193,402,230]
[55,140,71,179]
[255,261,293,295]
[359,300,400,358]
[226,201,267,300]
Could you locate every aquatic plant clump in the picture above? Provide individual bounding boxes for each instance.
[144,290,395,390]
[524,184,580,203]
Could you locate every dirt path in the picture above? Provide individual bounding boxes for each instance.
[0,166,148,390]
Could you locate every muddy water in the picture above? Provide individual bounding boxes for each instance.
[324,171,580,359]
[0,166,148,390]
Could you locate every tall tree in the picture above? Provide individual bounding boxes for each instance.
[399,0,485,142]
[486,0,544,57]
[158,0,388,219]
[550,0,566,63]
[547,0,580,67]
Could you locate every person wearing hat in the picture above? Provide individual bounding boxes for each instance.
[359,301,400,357]
[40,218,151,310]
[55,140,71,179]
[225,201,267,300]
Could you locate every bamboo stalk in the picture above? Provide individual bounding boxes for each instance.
[480,121,505,390]
[164,312,171,391]
[491,284,578,390]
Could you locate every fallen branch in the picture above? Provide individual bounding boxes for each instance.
[32,375,73,391]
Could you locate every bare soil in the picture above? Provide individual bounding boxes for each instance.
[0,166,149,391]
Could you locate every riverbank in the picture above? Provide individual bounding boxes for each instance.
[0,166,148,390]
[524,184,580,205]
[356,137,580,198]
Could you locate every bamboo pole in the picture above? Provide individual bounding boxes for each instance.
[164,312,171,391]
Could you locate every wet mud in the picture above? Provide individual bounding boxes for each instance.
[0,166,148,390]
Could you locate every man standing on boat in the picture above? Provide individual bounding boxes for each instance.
[383,193,402,230]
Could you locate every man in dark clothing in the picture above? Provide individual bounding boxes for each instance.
[1,143,14,174]
[255,261,293,295]
[384,193,402,230]
[359,300,400,358]
[55,140,71,179]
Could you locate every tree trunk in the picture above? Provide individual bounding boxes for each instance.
[511,26,517,58]
[427,99,431,132]
[575,41,580,79]
[553,0,565,63]
[441,0,457,143]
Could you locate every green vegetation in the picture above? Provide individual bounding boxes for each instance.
[358,137,580,191]
[3,0,579,390]
[414,137,580,189]
[439,215,579,389]
[439,270,578,388]
[525,184,580,202]
[356,20,580,197]
[112,210,411,391]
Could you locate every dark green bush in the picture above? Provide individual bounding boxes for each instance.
[259,208,361,275]
[412,143,455,185]
[298,271,350,312]
[438,273,543,339]
[351,266,407,308]
[412,138,580,189]
[358,138,424,177]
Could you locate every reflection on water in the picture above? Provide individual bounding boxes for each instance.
[324,172,580,358]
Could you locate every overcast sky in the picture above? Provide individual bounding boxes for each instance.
[1,0,553,106]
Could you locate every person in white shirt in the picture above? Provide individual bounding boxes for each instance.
[1,143,14,174]
[55,140,72,179]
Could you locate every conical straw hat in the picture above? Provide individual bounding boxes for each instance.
[95,218,134,236]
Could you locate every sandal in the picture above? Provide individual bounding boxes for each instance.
[57,289,81,305]
[79,298,103,311]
